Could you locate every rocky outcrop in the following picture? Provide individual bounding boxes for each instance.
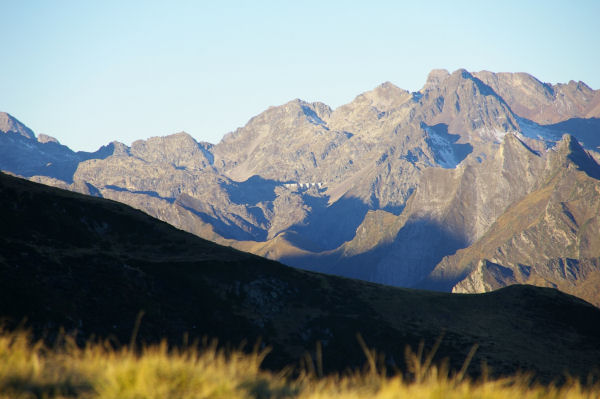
[474,71,600,124]
[0,112,35,139]
[129,132,214,171]
[37,133,60,144]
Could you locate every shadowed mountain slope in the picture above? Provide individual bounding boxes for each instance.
[428,136,600,305]
[287,133,545,285]
[2,172,600,380]
[0,112,115,182]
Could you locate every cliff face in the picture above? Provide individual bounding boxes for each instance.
[431,136,600,306]
[0,112,35,139]
[316,133,548,288]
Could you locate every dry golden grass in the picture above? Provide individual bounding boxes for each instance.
[0,329,598,399]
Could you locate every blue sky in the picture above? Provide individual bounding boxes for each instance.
[1,0,599,151]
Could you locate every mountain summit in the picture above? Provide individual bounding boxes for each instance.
[0,112,35,139]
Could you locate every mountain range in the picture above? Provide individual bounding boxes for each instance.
[2,68,600,306]
[2,170,600,381]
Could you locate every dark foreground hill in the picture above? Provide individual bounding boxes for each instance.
[1,171,599,381]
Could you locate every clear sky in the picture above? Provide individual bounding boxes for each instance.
[1,0,598,151]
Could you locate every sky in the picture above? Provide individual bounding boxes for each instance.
[1,0,599,151]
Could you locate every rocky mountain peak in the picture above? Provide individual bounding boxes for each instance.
[327,81,412,133]
[554,133,585,158]
[379,81,397,89]
[133,131,196,146]
[423,68,482,90]
[310,101,333,121]
[566,79,592,92]
[500,132,525,152]
[355,81,411,113]
[475,71,555,99]
[552,134,600,179]
[446,68,491,92]
[37,134,59,144]
[423,69,450,90]
[128,132,213,170]
[237,98,331,132]
[0,112,35,139]
[213,96,345,181]
[502,132,537,153]
[496,133,545,179]
[474,71,600,124]
[419,69,519,143]
[107,141,130,157]
[287,100,332,125]
[452,68,472,79]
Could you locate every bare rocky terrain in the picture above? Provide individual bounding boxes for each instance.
[437,136,600,306]
[1,68,600,305]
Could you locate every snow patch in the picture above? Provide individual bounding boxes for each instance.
[473,127,507,143]
[426,128,457,168]
[517,117,560,142]
[423,125,472,169]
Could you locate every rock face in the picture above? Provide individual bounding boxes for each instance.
[0,112,35,139]
[474,71,600,124]
[1,69,600,306]
[307,133,547,288]
[434,135,600,306]
[37,133,60,144]
[0,112,115,182]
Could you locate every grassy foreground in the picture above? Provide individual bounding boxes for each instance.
[0,330,598,399]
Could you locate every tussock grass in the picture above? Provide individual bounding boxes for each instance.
[0,329,598,399]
